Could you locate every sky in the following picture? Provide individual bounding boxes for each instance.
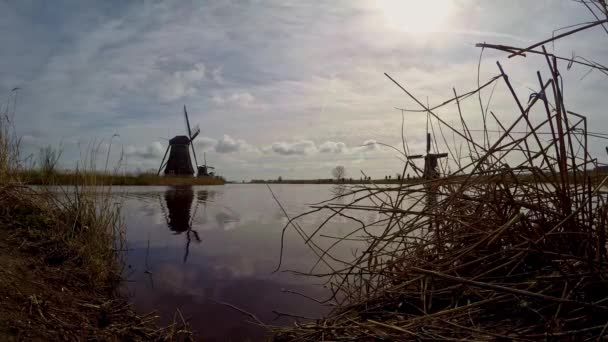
[1,0,607,181]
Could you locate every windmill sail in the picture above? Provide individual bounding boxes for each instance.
[190,124,200,141]
[183,105,198,168]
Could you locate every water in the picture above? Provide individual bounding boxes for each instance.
[116,184,373,341]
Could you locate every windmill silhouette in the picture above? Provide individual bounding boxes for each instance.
[157,105,200,176]
[197,152,215,177]
[159,186,202,263]
[407,132,448,179]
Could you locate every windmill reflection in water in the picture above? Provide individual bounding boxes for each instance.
[159,186,213,262]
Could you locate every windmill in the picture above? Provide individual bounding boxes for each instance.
[157,105,200,176]
[407,133,448,179]
[197,152,215,177]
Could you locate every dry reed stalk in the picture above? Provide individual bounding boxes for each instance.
[272,3,608,340]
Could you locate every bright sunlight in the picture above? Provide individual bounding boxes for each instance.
[375,0,454,33]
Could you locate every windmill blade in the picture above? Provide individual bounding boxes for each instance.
[191,143,199,169]
[157,145,171,175]
[436,153,449,158]
[407,154,424,159]
[190,124,200,141]
[184,105,193,138]
[183,105,199,168]
[426,133,431,154]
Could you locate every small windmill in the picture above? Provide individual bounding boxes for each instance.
[157,105,200,176]
[407,133,448,179]
[197,152,215,177]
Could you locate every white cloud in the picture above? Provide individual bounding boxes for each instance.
[212,92,255,107]
[125,141,166,160]
[269,140,317,156]
[360,139,379,151]
[215,134,255,154]
[262,139,387,157]
[157,63,207,102]
[194,136,217,151]
[318,141,347,153]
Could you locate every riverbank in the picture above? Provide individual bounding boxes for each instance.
[17,171,225,186]
[248,171,608,186]
[0,183,193,340]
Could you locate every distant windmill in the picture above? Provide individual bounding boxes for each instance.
[197,152,215,177]
[407,133,448,179]
[157,105,200,176]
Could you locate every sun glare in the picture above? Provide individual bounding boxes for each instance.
[375,0,454,34]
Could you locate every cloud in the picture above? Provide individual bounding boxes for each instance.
[215,135,254,154]
[194,136,217,151]
[210,66,225,84]
[350,139,380,153]
[157,63,207,102]
[265,139,382,156]
[174,134,258,155]
[269,140,317,156]
[211,92,255,107]
[361,139,379,150]
[318,141,347,153]
[125,141,165,160]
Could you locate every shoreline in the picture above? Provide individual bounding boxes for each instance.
[0,183,193,340]
[15,171,226,186]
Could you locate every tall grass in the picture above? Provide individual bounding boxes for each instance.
[0,111,125,286]
[0,111,21,184]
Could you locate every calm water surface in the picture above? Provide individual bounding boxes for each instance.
[116,184,374,341]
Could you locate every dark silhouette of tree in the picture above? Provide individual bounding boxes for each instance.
[332,165,346,180]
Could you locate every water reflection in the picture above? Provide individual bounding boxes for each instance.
[161,186,202,263]
[163,186,194,233]
[119,184,373,341]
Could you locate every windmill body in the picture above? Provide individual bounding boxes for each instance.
[164,135,195,175]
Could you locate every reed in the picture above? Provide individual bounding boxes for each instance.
[18,169,225,186]
[272,4,608,340]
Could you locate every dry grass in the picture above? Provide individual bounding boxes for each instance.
[272,4,608,340]
[18,170,225,186]
[0,107,194,340]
